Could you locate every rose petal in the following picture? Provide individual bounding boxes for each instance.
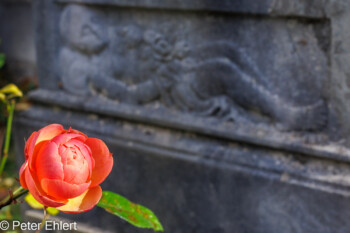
[65,139,94,178]
[52,133,87,145]
[19,162,28,189]
[28,140,49,171]
[41,178,91,200]
[24,131,37,160]
[35,142,64,181]
[57,186,102,213]
[27,124,65,169]
[85,138,113,187]
[25,169,66,207]
[35,124,65,145]
[62,159,90,185]
[67,127,87,138]
[59,142,90,184]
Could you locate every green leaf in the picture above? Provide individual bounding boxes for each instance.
[46,207,59,215]
[25,193,43,209]
[0,53,5,68]
[24,193,59,216]
[97,191,164,232]
[0,84,23,98]
[0,93,5,102]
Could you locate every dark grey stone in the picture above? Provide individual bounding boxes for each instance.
[36,2,333,133]
[0,0,36,81]
[12,0,350,232]
[24,210,112,233]
[56,0,331,19]
[13,105,350,233]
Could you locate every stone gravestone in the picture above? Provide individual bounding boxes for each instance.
[13,0,350,232]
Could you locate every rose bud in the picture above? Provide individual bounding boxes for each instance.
[19,124,113,213]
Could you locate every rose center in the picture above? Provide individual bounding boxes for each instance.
[59,144,90,185]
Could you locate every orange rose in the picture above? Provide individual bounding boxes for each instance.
[19,124,113,213]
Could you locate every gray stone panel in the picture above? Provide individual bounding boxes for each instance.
[57,0,331,18]
[13,0,350,232]
[13,106,350,233]
[0,0,36,81]
[35,2,333,134]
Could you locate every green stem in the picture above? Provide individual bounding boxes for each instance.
[36,208,50,233]
[0,186,28,209]
[12,187,28,201]
[0,100,15,177]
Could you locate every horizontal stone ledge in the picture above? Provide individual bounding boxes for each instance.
[56,0,330,19]
[27,89,350,166]
[24,210,112,233]
[15,105,350,196]
[0,0,32,4]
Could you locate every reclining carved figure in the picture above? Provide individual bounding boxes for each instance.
[59,5,327,131]
[164,41,327,131]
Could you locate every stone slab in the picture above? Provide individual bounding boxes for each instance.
[13,105,350,232]
[56,0,330,18]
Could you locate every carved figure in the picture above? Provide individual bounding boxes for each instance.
[59,4,108,96]
[59,5,327,131]
[135,31,328,131]
[163,41,328,131]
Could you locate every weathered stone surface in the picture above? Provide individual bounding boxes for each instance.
[12,0,350,232]
[330,1,350,135]
[35,1,333,134]
[27,89,350,164]
[13,106,350,233]
[57,0,331,18]
[24,210,112,233]
[0,0,36,81]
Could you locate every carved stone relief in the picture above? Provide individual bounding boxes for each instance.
[59,4,329,132]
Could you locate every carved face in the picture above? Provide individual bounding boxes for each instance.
[60,4,108,54]
[144,30,172,60]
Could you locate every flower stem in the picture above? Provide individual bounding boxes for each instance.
[0,100,16,177]
[0,186,28,210]
[36,208,50,233]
